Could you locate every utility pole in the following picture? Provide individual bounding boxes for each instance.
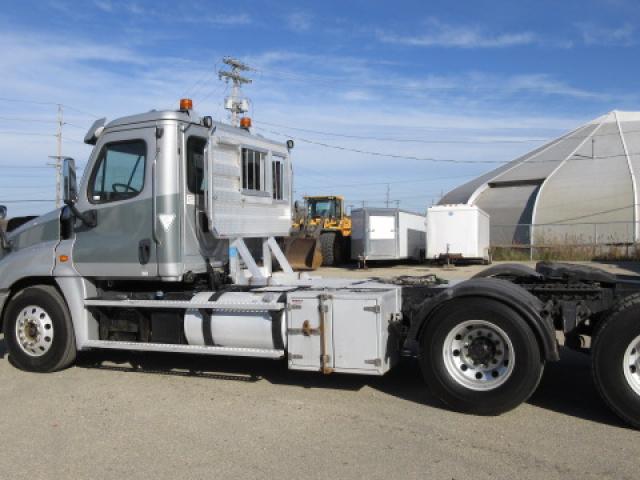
[47,104,64,209]
[385,183,390,208]
[218,57,252,127]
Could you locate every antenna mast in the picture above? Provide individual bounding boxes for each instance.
[218,57,252,127]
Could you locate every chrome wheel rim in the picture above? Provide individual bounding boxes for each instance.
[15,305,54,357]
[443,320,515,391]
[623,334,640,397]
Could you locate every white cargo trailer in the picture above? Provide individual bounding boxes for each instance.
[426,204,490,263]
[350,208,426,264]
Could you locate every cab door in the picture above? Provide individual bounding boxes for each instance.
[72,127,158,278]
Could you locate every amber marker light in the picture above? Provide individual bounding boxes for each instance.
[59,255,69,263]
[240,117,252,129]
[180,98,193,110]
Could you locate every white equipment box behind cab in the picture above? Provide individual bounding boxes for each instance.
[426,204,490,262]
[350,208,426,262]
[287,287,401,375]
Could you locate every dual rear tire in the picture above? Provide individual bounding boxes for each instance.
[592,294,640,429]
[420,298,544,415]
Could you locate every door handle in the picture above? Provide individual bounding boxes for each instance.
[138,238,151,265]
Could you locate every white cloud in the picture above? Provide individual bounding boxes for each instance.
[66,0,251,26]
[341,90,375,102]
[577,23,635,46]
[93,0,113,12]
[377,18,540,48]
[0,28,621,216]
[286,12,312,32]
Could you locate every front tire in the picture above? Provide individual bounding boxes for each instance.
[320,232,339,266]
[420,298,544,415]
[592,294,640,429]
[3,285,76,372]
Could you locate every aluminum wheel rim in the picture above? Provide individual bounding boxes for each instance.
[623,334,640,397]
[443,319,515,391]
[15,305,54,357]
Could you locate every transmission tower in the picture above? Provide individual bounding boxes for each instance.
[218,57,252,127]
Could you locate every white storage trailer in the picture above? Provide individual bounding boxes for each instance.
[426,204,490,263]
[350,208,426,264]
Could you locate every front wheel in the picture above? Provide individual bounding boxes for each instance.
[3,285,76,372]
[420,298,544,415]
[592,295,640,429]
[320,232,339,266]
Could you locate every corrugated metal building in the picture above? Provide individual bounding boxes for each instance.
[440,111,640,246]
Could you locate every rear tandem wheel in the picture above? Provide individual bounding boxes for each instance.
[419,298,544,415]
[592,293,640,428]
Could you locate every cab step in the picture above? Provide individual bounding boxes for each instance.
[82,340,285,358]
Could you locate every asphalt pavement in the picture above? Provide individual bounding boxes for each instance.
[1,261,639,479]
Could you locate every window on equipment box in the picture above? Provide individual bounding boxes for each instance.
[272,156,285,200]
[241,148,265,192]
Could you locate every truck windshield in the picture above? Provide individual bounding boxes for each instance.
[308,199,337,218]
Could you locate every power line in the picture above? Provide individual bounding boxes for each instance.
[0,164,53,169]
[0,131,54,137]
[256,126,508,164]
[262,126,640,166]
[0,116,87,130]
[0,97,99,118]
[0,199,55,203]
[56,104,99,119]
[254,120,548,145]
[64,122,89,130]
[0,116,57,124]
[0,96,58,106]
[0,184,55,188]
[295,173,476,189]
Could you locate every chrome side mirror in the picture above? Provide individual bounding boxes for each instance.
[62,157,78,205]
[0,205,6,220]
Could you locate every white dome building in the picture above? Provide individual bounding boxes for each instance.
[440,111,640,247]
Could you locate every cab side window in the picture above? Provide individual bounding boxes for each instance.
[187,137,207,194]
[89,140,146,203]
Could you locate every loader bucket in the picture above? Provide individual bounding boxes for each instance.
[284,237,323,271]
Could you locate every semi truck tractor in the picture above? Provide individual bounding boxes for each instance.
[1,100,640,428]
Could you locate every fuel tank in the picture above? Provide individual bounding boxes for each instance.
[184,291,286,350]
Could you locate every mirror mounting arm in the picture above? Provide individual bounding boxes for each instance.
[64,200,97,228]
[0,230,12,251]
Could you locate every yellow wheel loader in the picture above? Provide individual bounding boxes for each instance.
[284,195,352,270]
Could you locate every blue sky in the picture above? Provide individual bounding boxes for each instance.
[1,0,639,216]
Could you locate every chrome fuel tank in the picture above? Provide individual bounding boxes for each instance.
[184,291,286,350]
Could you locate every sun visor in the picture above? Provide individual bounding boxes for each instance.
[84,118,107,145]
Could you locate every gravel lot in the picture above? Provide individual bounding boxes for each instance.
[1,261,639,480]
